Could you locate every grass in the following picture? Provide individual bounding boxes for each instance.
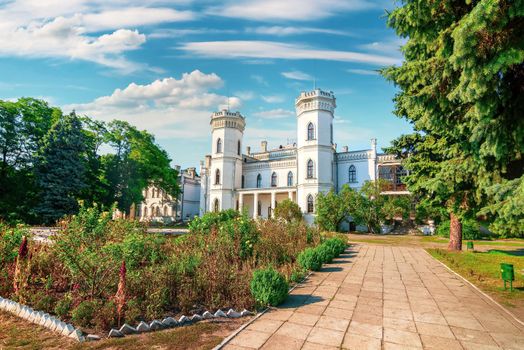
[0,310,246,350]
[427,248,524,320]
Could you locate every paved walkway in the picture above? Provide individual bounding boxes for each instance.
[223,244,524,350]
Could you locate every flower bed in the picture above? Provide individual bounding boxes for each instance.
[0,206,343,334]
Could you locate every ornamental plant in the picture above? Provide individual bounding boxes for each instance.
[250,267,288,307]
[297,247,322,271]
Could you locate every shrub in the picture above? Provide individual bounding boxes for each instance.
[0,223,26,267]
[297,248,322,271]
[274,199,302,223]
[316,244,335,264]
[188,209,239,233]
[289,268,306,283]
[250,267,288,307]
[54,294,72,318]
[71,300,96,327]
[436,219,482,240]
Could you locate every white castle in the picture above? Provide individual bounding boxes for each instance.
[199,88,406,226]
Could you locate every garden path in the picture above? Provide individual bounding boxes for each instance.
[221,244,524,350]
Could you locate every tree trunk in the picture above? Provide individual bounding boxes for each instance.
[448,212,462,251]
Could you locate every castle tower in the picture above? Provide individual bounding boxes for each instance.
[208,109,245,212]
[295,89,336,223]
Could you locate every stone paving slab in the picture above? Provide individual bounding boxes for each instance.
[222,244,524,350]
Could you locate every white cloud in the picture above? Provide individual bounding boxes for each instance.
[282,70,313,81]
[359,39,406,55]
[179,41,401,66]
[0,1,194,72]
[149,28,237,39]
[234,91,255,100]
[208,0,377,21]
[253,109,295,119]
[346,68,379,75]
[261,95,285,103]
[246,26,351,36]
[251,74,269,86]
[65,70,241,139]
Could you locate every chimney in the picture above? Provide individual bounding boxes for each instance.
[205,155,211,169]
[342,146,348,152]
[371,138,377,153]
[247,146,251,155]
[261,140,267,152]
[187,167,196,179]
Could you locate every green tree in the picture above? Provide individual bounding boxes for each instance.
[274,199,302,223]
[101,121,180,215]
[315,189,347,232]
[34,112,87,224]
[0,98,60,223]
[382,0,524,245]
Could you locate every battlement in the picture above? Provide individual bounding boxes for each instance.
[210,109,246,131]
[295,88,336,116]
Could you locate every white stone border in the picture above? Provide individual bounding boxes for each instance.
[108,308,254,338]
[424,249,524,329]
[0,296,89,342]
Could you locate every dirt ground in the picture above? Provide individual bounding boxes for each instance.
[0,310,249,350]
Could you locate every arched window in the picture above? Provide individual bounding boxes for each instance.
[241,175,245,188]
[330,124,333,144]
[143,207,148,217]
[307,122,315,140]
[213,198,220,212]
[287,171,293,186]
[237,140,241,156]
[307,159,314,179]
[156,206,161,217]
[348,165,357,183]
[256,174,262,188]
[215,169,220,185]
[152,188,156,198]
[257,201,262,216]
[216,138,222,153]
[307,195,314,213]
[163,206,168,216]
[271,172,277,187]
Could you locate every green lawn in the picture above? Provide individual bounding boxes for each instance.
[428,248,524,320]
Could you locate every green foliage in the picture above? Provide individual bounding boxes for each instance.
[315,189,347,231]
[250,267,289,307]
[436,219,482,240]
[383,0,524,237]
[188,209,239,233]
[35,113,88,224]
[297,248,322,271]
[316,244,335,264]
[54,294,72,318]
[71,300,96,327]
[0,223,26,266]
[274,199,303,223]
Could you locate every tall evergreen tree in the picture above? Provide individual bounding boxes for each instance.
[383,0,524,247]
[35,112,87,224]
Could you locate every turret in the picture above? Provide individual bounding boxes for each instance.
[295,89,336,223]
[208,109,245,212]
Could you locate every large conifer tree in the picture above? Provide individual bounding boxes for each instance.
[35,112,87,224]
[383,0,524,247]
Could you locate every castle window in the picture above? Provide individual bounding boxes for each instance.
[256,174,262,188]
[307,122,315,140]
[216,138,222,153]
[213,198,219,212]
[163,206,168,216]
[287,171,293,186]
[143,207,148,217]
[271,172,277,187]
[237,140,241,156]
[257,201,262,216]
[307,194,314,213]
[348,165,357,183]
[155,206,161,217]
[330,124,333,144]
[215,169,220,185]
[307,159,314,179]
[241,175,245,188]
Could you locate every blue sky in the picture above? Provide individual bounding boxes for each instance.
[0,0,412,168]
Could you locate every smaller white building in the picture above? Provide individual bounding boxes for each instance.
[138,167,201,223]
